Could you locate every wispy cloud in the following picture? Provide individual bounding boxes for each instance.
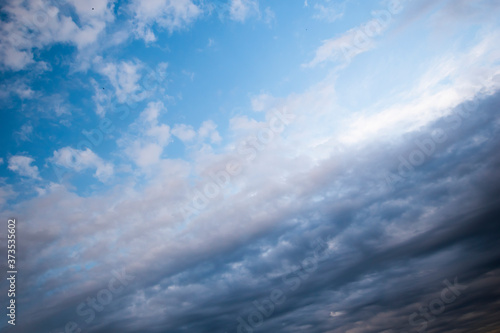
[312,1,345,22]
[14,123,33,142]
[304,2,405,67]
[229,0,260,22]
[129,0,203,42]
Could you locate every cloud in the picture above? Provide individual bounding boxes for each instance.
[251,93,276,112]
[171,120,221,145]
[51,147,114,182]
[0,180,16,208]
[330,311,346,317]
[304,3,403,68]
[392,0,500,36]
[93,57,148,104]
[198,120,222,144]
[0,0,115,71]
[312,1,345,22]
[8,89,500,333]
[129,0,203,42]
[172,124,197,142]
[120,101,171,168]
[263,6,276,25]
[90,78,112,117]
[2,3,500,333]
[92,59,169,116]
[337,30,500,145]
[182,69,195,81]
[229,0,260,22]
[436,0,500,24]
[0,78,36,100]
[8,155,40,179]
[303,20,378,67]
[15,123,33,142]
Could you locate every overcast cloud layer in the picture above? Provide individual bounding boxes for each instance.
[1,0,500,333]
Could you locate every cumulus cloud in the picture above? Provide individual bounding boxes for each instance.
[7,155,40,179]
[172,124,197,142]
[51,147,114,182]
[0,0,115,71]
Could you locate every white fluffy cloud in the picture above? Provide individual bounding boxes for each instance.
[0,0,115,71]
[51,147,114,182]
[8,155,40,179]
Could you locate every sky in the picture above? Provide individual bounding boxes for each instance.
[1,0,500,332]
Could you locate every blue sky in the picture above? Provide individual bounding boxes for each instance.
[1,0,500,332]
